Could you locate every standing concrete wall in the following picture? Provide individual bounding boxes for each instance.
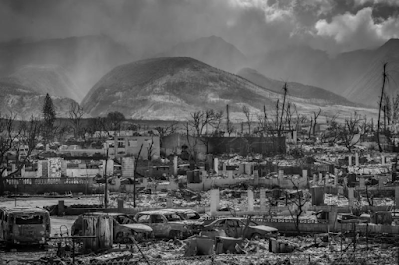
[3,177,96,194]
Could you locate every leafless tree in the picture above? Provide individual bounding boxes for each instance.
[286,179,310,234]
[284,102,294,130]
[377,63,389,152]
[133,143,144,208]
[185,109,223,160]
[242,105,252,135]
[382,92,399,145]
[255,106,270,137]
[323,118,341,145]
[312,108,322,137]
[0,113,42,195]
[256,114,266,136]
[68,102,85,139]
[154,122,178,146]
[211,111,224,136]
[275,99,280,132]
[188,110,224,137]
[226,104,234,137]
[226,120,235,137]
[294,104,308,134]
[270,83,289,137]
[339,111,363,152]
[279,83,288,134]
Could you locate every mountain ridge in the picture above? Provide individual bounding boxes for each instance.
[155,36,247,74]
[82,57,365,121]
[237,67,356,106]
[253,38,399,107]
[0,77,78,119]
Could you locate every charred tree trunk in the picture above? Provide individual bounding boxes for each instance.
[377,63,388,152]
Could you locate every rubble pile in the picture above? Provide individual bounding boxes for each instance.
[2,244,397,265]
[348,165,390,175]
[324,194,349,206]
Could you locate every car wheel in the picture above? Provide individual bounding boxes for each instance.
[123,236,132,244]
[251,232,262,240]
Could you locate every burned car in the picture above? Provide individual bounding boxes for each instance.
[166,208,202,220]
[71,212,153,243]
[0,207,51,247]
[203,217,278,240]
[163,208,204,234]
[135,210,200,239]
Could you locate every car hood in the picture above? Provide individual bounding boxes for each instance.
[249,225,278,233]
[168,220,188,225]
[182,220,204,226]
[121,223,153,233]
[167,220,201,226]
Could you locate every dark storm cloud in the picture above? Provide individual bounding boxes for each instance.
[0,0,398,55]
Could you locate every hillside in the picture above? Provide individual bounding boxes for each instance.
[344,39,399,105]
[156,36,247,74]
[237,68,354,105]
[0,35,133,101]
[82,57,368,121]
[0,78,78,119]
[7,65,80,100]
[252,39,399,107]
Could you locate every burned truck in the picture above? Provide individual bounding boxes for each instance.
[0,207,51,247]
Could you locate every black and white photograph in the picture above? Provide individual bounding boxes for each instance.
[1,0,399,264]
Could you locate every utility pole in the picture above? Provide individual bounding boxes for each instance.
[104,145,109,208]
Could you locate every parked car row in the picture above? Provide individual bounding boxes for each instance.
[71,209,278,243]
[0,206,278,248]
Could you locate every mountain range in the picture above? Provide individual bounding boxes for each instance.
[236,68,354,105]
[253,39,399,107]
[81,57,365,121]
[6,65,80,100]
[1,34,395,120]
[0,35,133,101]
[0,76,77,119]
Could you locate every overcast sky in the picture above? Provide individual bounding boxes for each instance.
[1,0,399,55]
